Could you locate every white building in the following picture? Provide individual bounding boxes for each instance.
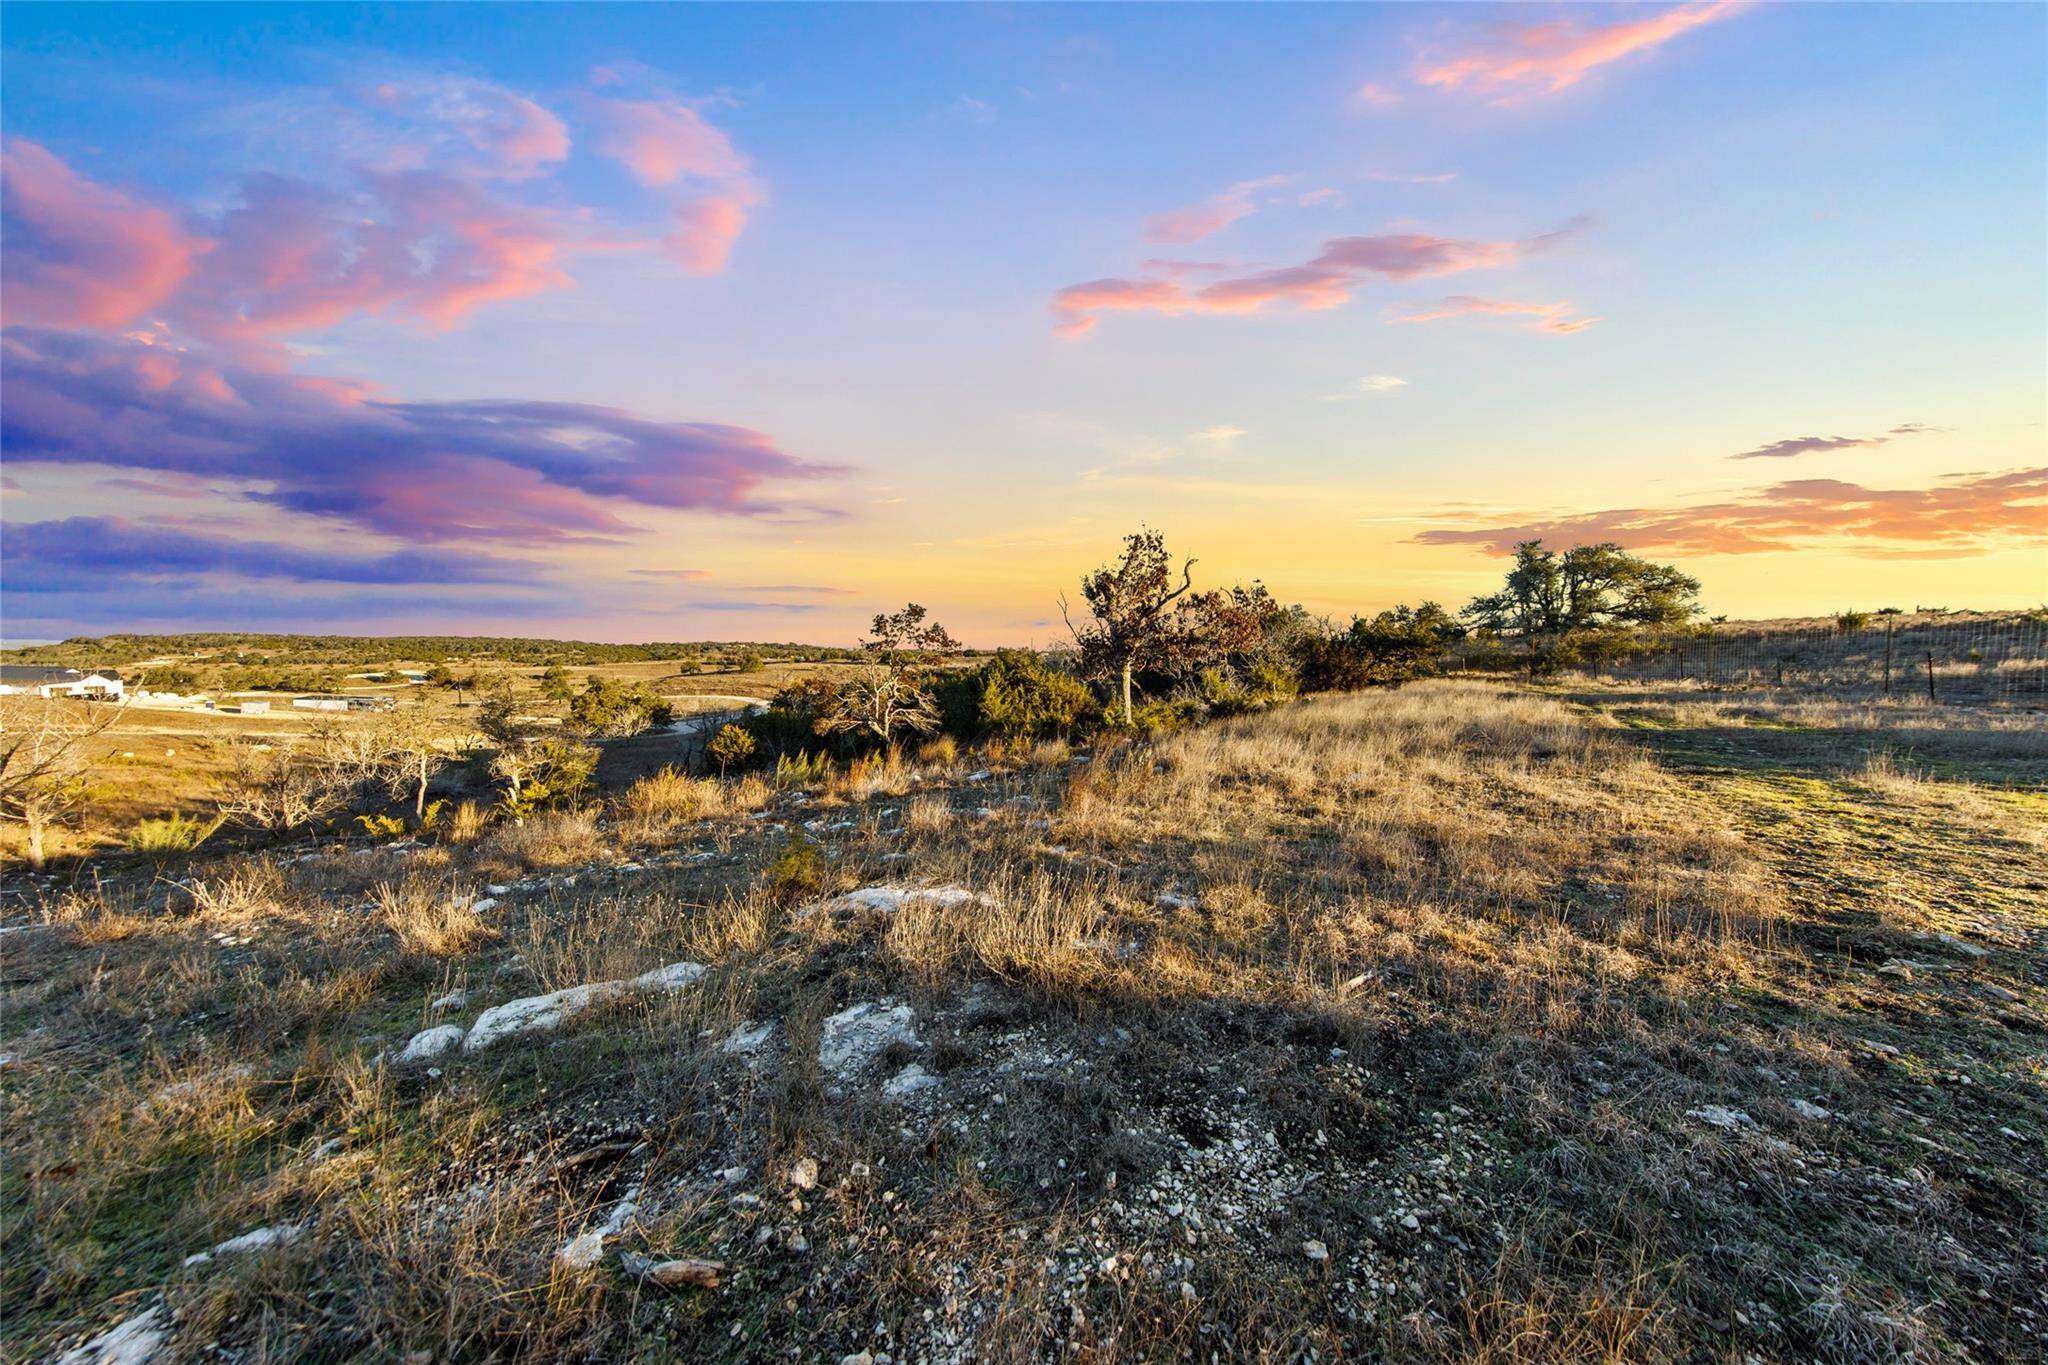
[0,666,125,700]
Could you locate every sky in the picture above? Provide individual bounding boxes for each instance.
[2,1,2043,647]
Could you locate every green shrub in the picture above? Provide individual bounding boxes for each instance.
[767,832,827,901]
[774,749,833,787]
[1293,610,1448,691]
[707,722,757,774]
[978,650,1101,739]
[743,678,836,757]
[1245,657,1298,702]
[1836,610,1871,633]
[568,677,674,737]
[1125,697,1204,736]
[1196,669,1263,718]
[927,668,986,739]
[129,812,222,854]
[498,738,599,818]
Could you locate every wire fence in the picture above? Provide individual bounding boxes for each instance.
[1451,612,2048,709]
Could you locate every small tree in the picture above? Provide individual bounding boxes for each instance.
[863,603,962,665]
[1461,541,1699,667]
[1062,528,1197,727]
[537,665,575,704]
[707,722,756,775]
[492,737,599,817]
[0,695,122,868]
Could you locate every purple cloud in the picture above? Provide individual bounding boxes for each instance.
[0,327,850,543]
[1728,423,1941,461]
[1,516,535,591]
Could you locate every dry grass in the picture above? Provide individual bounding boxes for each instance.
[472,808,606,878]
[373,877,497,957]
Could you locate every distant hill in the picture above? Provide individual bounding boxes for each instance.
[2,633,867,669]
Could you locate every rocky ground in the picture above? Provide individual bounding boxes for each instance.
[4,681,2044,1363]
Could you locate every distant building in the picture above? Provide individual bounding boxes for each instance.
[0,666,125,700]
[290,694,397,712]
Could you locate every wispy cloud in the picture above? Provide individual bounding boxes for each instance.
[1319,374,1409,401]
[1411,467,2045,558]
[1364,171,1457,186]
[1055,217,1587,336]
[1414,1,1747,102]
[1,516,535,591]
[1729,423,1943,460]
[592,95,747,186]
[1392,295,1599,334]
[1143,176,1292,244]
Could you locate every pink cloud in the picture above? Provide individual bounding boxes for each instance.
[1144,176,1291,245]
[0,138,207,329]
[1392,295,1599,334]
[597,97,748,187]
[1416,1,1746,100]
[173,169,573,347]
[1054,219,1585,336]
[667,193,754,273]
[1412,467,2046,558]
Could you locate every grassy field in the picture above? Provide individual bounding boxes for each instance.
[3,679,2043,1362]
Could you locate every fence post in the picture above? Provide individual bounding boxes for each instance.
[1883,616,1894,698]
[1925,650,1937,704]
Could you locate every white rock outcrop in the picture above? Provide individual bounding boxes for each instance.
[463,962,704,1053]
[183,1223,300,1267]
[881,1062,941,1100]
[55,1304,168,1365]
[818,1001,920,1079]
[558,1187,641,1269]
[397,1024,466,1063]
[802,885,995,918]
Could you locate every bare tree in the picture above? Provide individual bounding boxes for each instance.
[216,735,355,835]
[810,603,962,746]
[1062,528,1196,726]
[0,695,124,869]
[816,665,941,746]
[357,708,460,819]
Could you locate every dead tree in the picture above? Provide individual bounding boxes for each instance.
[0,694,125,869]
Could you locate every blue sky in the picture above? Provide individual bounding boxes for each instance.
[2,3,2043,643]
